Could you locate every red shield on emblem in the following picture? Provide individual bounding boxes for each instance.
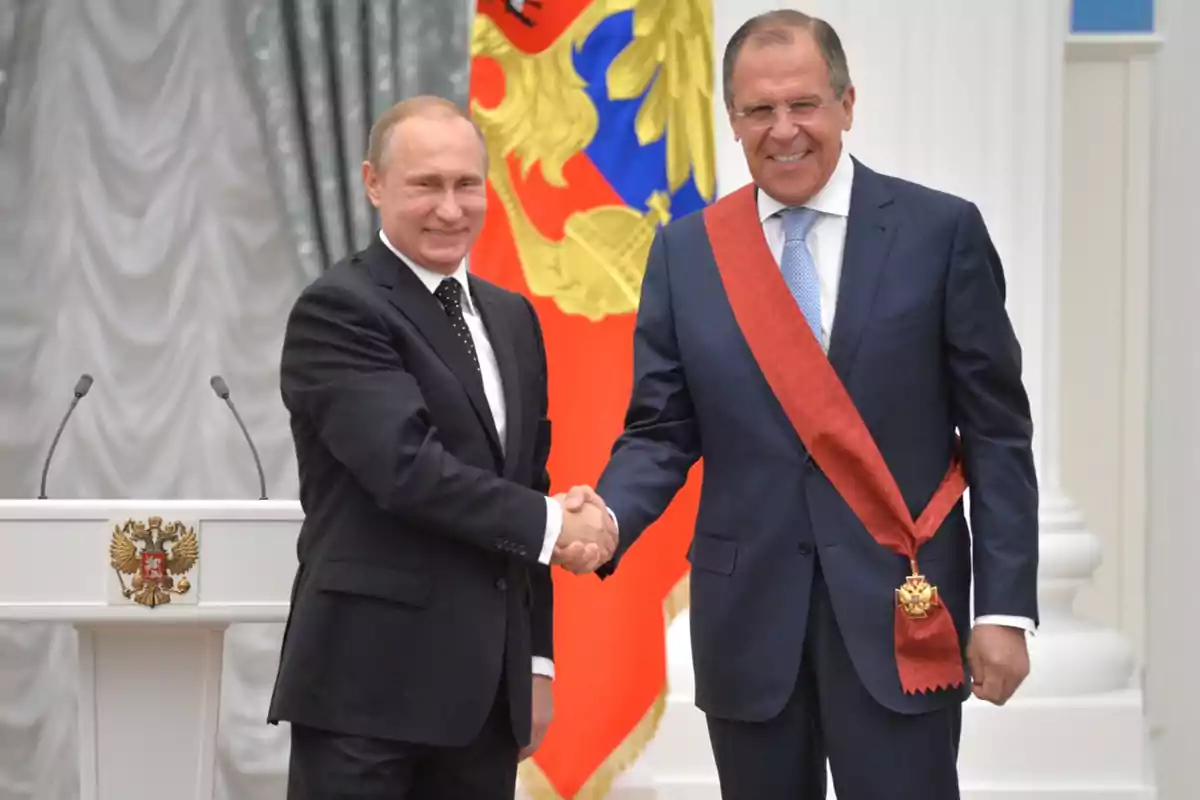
[141,552,165,583]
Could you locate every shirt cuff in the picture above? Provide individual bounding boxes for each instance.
[975,614,1036,634]
[538,496,563,565]
[532,656,555,679]
[606,507,619,534]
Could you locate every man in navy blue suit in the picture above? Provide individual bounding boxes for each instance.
[564,9,1038,798]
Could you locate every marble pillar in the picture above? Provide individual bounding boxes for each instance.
[1145,0,1200,794]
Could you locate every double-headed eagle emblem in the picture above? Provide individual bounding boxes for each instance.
[471,0,715,321]
[896,572,940,619]
[109,516,199,608]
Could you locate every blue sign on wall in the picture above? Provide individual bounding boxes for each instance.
[1071,0,1155,32]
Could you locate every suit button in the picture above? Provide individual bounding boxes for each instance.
[496,578,508,591]
[797,543,814,556]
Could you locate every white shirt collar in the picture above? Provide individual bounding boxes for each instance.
[378,229,476,314]
[757,146,855,224]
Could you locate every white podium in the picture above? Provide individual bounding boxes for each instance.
[0,499,302,800]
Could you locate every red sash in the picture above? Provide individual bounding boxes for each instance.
[703,185,966,694]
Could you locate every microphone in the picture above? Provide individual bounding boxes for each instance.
[39,373,94,499]
[209,375,268,500]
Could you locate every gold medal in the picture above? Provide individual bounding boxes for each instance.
[895,559,939,619]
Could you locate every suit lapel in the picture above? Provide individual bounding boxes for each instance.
[826,160,897,384]
[363,240,504,462]
[470,278,524,479]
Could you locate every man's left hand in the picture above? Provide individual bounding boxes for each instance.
[966,623,1030,705]
[520,675,553,760]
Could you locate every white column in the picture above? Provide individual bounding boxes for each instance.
[1003,0,1138,697]
[1145,0,1200,794]
[640,1,1152,797]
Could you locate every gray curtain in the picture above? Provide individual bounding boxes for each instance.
[0,0,16,132]
[0,0,476,797]
[245,0,475,279]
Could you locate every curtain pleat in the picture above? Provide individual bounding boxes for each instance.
[248,0,474,274]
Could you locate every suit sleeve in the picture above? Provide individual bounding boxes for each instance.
[280,280,547,560]
[944,201,1039,624]
[596,228,702,578]
[523,296,554,663]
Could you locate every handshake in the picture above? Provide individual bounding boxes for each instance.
[550,485,617,575]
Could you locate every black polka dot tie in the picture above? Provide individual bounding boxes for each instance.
[433,277,480,373]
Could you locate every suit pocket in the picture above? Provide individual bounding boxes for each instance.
[314,560,432,608]
[687,534,737,575]
[872,292,940,345]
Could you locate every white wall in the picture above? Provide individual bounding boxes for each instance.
[1146,0,1200,795]
[1060,35,1158,664]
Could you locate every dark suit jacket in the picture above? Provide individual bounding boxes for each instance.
[596,159,1038,720]
[267,237,555,749]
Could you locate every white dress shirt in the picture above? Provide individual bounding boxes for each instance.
[380,231,561,676]
[757,146,853,353]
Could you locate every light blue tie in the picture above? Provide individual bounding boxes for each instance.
[779,206,822,342]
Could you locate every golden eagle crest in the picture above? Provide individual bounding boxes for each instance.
[109,517,199,608]
[471,0,716,321]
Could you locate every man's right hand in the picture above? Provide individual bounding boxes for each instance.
[551,488,617,574]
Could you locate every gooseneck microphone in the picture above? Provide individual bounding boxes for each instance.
[209,375,268,500]
[38,373,94,499]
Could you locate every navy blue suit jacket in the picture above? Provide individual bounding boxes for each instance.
[595,160,1038,720]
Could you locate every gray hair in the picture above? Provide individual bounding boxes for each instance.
[366,95,488,172]
[722,10,852,109]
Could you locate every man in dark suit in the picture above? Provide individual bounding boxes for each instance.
[564,10,1038,799]
[268,96,615,799]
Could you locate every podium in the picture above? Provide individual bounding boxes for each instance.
[0,499,303,800]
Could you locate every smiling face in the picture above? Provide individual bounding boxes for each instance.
[727,27,855,206]
[362,110,487,274]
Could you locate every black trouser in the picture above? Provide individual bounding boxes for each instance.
[286,676,518,799]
